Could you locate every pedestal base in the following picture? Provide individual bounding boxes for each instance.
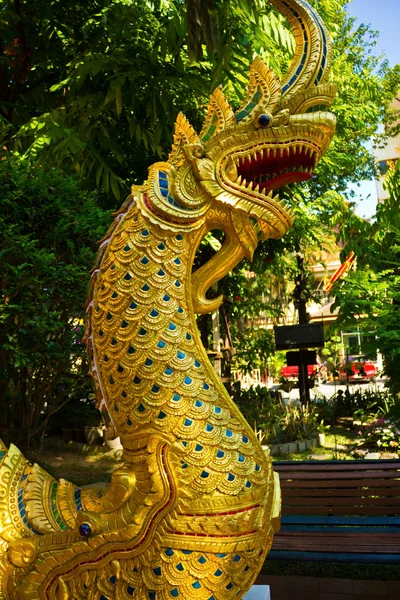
[243,585,271,600]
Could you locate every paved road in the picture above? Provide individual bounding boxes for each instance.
[276,378,388,403]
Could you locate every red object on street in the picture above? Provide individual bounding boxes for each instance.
[280,365,318,380]
[339,356,376,382]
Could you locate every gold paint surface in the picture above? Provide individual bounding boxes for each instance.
[0,2,336,597]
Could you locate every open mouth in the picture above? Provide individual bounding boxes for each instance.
[230,144,318,194]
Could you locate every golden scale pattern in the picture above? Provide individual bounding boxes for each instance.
[0,1,336,598]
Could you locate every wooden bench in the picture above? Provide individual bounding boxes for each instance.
[269,460,400,563]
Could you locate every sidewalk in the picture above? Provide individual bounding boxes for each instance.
[255,575,399,600]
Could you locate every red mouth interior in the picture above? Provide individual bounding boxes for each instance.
[236,145,315,192]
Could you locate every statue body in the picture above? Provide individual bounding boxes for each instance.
[0,1,336,598]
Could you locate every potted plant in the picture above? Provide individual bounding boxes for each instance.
[280,377,293,393]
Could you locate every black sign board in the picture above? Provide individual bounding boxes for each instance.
[287,350,317,367]
[274,322,324,350]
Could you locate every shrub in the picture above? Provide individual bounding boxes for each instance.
[0,153,111,450]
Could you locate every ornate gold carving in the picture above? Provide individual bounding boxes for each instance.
[0,1,337,598]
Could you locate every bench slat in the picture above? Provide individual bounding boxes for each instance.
[280,525,400,533]
[282,505,400,515]
[275,531,400,540]
[283,487,400,498]
[271,460,400,562]
[280,478,400,488]
[272,533,400,552]
[274,461,400,472]
[267,550,400,563]
[281,515,400,526]
[283,496,400,507]
[277,470,400,480]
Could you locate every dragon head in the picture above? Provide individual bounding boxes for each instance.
[141,0,336,244]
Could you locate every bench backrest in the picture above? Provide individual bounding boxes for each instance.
[273,460,400,517]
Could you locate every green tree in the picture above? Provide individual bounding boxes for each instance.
[0,152,110,450]
[331,160,400,394]
[1,0,294,202]
[223,0,400,369]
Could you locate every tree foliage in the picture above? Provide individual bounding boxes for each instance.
[223,0,400,367]
[331,160,400,394]
[0,153,110,449]
[1,0,294,203]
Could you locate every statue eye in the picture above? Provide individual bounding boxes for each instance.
[258,114,271,128]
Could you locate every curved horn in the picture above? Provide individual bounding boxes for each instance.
[270,0,332,101]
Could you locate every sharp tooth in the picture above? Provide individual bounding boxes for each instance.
[292,146,297,155]
[273,149,277,158]
[260,149,264,159]
[277,147,282,158]
[255,184,260,193]
[248,154,252,164]
[243,178,247,188]
[237,175,243,185]
[235,157,240,166]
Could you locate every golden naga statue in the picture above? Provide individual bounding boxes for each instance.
[0,1,336,598]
